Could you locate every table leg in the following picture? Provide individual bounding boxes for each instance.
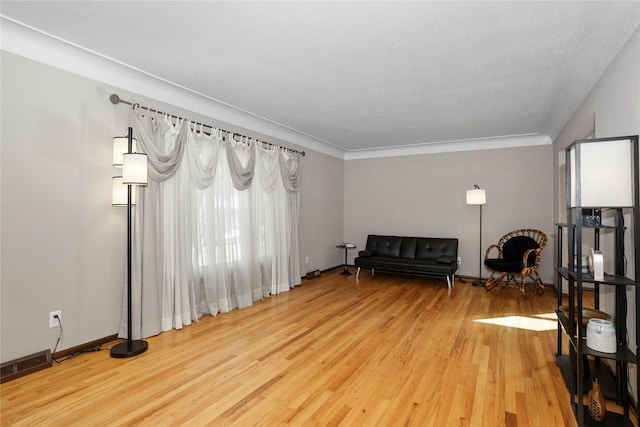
[340,248,351,275]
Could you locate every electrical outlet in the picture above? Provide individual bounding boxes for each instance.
[457,257,462,265]
[305,256,309,264]
[49,310,62,328]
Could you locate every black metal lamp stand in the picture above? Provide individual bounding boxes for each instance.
[465,184,486,287]
[472,202,485,286]
[111,127,148,358]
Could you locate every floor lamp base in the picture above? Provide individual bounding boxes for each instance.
[110,340,148,358]
[472,280,486,287]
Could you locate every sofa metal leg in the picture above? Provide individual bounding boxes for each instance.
[446,275,452,289]
[372,268,375,276]
[356,267,361,280]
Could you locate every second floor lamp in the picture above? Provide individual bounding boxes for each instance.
[466,185,487,286]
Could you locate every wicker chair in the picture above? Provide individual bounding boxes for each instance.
[483,229,547,297]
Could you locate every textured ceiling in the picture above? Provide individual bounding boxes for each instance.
[2,1,640,153]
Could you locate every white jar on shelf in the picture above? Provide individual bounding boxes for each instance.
[586,318,616,353]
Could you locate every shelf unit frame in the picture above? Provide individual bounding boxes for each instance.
[560,135,639,426]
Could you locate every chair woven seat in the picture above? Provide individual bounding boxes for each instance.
[484,258,526,273]
[483,228,547,298]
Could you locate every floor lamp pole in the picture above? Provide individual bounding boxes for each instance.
[110,127,148,358]
[472,204,484,286]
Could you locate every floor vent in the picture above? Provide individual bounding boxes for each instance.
[1,349,52,383]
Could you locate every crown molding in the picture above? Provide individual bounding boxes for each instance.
[0,16,346,159]
[1,16,552,161]
[343,133,552,160]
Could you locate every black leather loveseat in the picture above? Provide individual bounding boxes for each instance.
[354,235,459,288]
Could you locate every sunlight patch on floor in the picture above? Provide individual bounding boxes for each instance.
[475,313,558,331]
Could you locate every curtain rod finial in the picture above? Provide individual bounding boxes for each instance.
[109,94,121,105]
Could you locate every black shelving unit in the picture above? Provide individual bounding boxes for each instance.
[555,223,616,355]
[557,135,639,426]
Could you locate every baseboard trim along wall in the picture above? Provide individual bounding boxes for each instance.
[53,334,119,360]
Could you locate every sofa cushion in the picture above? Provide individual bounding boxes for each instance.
[358,250,377,257]
[367,235,402,258]
[357,256,455,275]
[400,238,417,258]
[415,238,457,260]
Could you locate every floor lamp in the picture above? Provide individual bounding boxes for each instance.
[110,127,149,358]
[466,185,486,286]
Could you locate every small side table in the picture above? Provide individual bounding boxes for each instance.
[336,243,357,276]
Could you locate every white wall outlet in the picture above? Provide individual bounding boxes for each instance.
[49,310,62,328]
[305,256,309,264]
[457,257,462,265]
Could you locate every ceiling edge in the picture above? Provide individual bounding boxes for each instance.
[0,16,553,162]
[0,16,346,159]
[344,134,552,160]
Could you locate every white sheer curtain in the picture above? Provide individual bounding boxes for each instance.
[118,109,302,339]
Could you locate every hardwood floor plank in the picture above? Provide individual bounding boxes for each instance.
[1,271,593,426]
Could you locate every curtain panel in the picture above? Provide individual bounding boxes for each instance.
[118,110,302,339]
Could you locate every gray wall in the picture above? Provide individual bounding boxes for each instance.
[0,52,344,362]
[299,150,344,274]
[344,145,555,283]
[1,52,125,362]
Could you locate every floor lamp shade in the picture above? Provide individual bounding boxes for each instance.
[122,153,148,185]
[113,136,137,167]
[569,138,634,207]
[112,176,135,206]
[466,188,487,205]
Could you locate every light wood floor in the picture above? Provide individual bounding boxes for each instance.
[0,269,608,426]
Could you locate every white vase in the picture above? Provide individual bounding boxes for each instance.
[586,318,616,353]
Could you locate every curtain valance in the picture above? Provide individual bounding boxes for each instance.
[132,109,299,193]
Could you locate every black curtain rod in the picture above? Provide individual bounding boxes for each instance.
[109,94,305,157]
